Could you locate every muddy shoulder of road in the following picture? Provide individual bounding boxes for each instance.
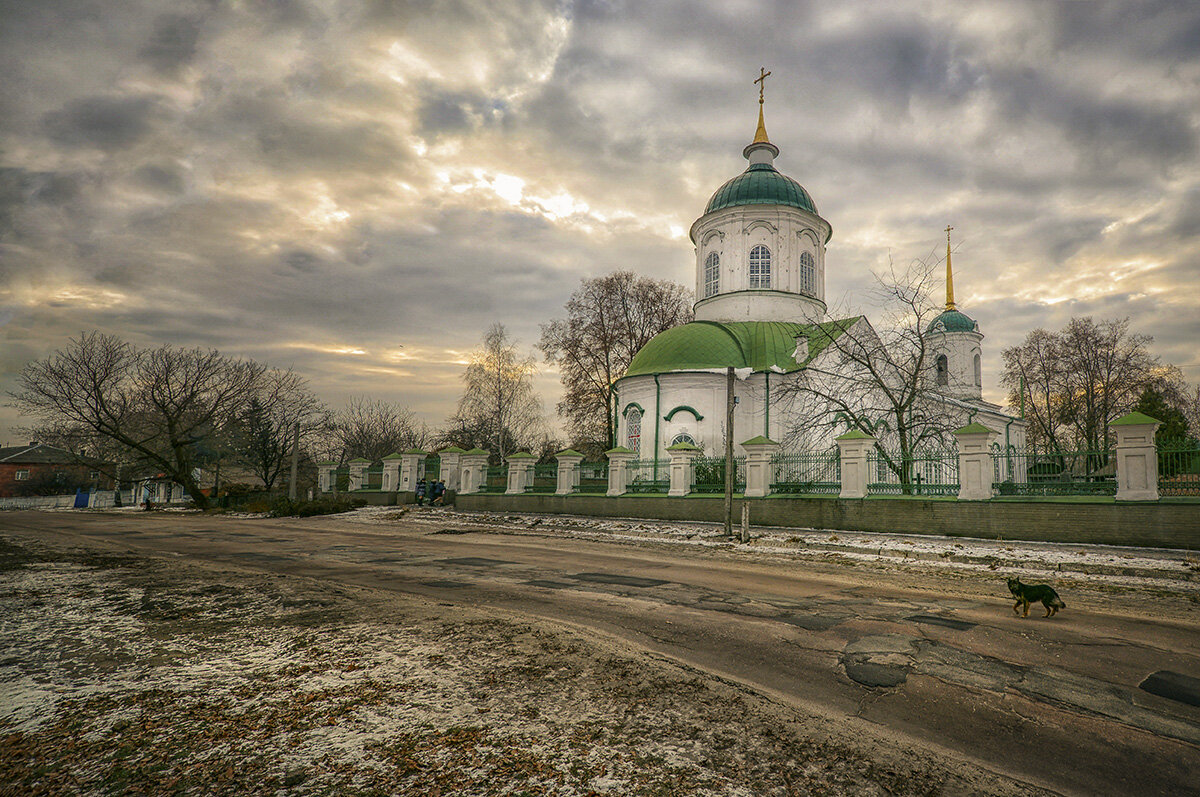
[0,530,1051,797]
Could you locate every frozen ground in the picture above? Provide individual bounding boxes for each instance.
[0,531,1036,796]
[331,505,1200,595]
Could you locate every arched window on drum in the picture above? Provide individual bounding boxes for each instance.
[704,252,720,298]
[799,251,815,296]
[749,245,771,289]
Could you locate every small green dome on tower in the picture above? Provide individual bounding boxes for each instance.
[927,309,979,334]
[704,163,818,215]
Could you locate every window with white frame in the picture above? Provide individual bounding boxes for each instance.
[974,353,982,385]
[936,354,949,386]
[15,469,29,480]
[671,432,696,447]
[704,252,719,297]
[626,407,642,453]
[799,251,815,295]
[749,245,771,288]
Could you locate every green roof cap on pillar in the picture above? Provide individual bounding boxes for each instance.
[555,449,584,457]
[741,435,778,446]
[836,429,874,440]
[1112,411,1161,426]
[465,448,489,456]
[953,422,993,435]
[666,441,701,451]
[382,452,404,460]
[402,448,427,455]
[605,446,634,454]
[348,457,372,464]
[506,451,535,459]
[439,446,467,454]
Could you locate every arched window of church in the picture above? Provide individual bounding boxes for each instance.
[671,432,696,447]
[704,252,720,298]
[799,251,815,295]
[626,408,642,452]
[936,354,948,386]
[749,245,771,289]
[973,353,981,385]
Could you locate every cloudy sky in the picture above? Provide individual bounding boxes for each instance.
[2,0,1199,444]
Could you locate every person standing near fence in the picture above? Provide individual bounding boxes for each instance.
[415,477,427,506]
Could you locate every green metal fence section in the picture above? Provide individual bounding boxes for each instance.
[868,448,959,496]
[481,465,507,493]
[577,462,609,494]
[771,448,840,494]
[528,463,558,493]
[422,455,440,480]
[1157,437,1200,496]
[992,447,1115,497]
[627,459,668,494]
[692,455,746,493]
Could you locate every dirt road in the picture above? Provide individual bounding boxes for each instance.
[3,508,1199,796]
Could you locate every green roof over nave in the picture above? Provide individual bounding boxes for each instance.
[623,318,860,378]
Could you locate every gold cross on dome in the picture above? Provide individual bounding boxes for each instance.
[755,67,771,104]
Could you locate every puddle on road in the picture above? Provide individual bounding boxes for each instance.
[569,573,669,588]
[1139,671,1200,707]
[905,614,977,631]
[439,557,515,567]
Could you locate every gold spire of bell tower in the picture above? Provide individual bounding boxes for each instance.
[945,225,957,311]
[753,67,772,144]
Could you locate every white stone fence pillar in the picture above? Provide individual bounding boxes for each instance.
[458,449,490,494]
[741,436,780,498]
[666,442,701,496]
[399,449,426,493]
[555,450,584,495]
[836,430,876,499]
[505,452,536,494]
[954,423,997,501]
[317,462,337,493]
[1113,412,1161,501]
[439,447,464,492]
[348,458,370,491]
[381,453,402,492]
[605,447,635,496]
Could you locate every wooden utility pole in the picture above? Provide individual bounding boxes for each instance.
[288,421,300,501]
[724,366,735,538]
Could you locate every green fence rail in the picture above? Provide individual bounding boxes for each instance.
[868,449,959,496]
[772,449,840,494]
[1157,437,1200,496]
[527,463,558,493]
[692,456,746,493]
[992,447,1115,497]
[577,462,609,494]
[481,465,507,493]
[627,460,668,494]
[423,456,440,480]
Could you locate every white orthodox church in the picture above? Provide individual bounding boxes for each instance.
[611,80,1026,470]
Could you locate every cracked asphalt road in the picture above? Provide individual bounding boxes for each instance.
[4,508,1199,796]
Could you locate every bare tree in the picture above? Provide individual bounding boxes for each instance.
[450,323,544,460]
[777,256,961,491]
[539,271,692,448]
[235,369,330,491]
[326,396,431,464]
[11,332,266,509]
[1002,317,1161,451]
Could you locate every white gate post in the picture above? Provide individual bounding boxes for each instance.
[458,449,490,494]
[605,447,635,496]
[954,423,997,500]
[741,436,780,498]
[555,450,584,495]
[1113,412,1161,501]
[381,453,402,492]
[666,442,701,496]
[506,452,535,494]
[439,447,464,491]
[836,430,876,499]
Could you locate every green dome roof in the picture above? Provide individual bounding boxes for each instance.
[927,309,979,334]
[705,163,817,215]
[623,319,859,378]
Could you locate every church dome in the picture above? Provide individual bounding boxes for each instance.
[704,163,818,215]
[625,319,857,377]
[927,309,978,334]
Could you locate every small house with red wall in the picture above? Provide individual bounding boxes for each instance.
[0,444,113,497]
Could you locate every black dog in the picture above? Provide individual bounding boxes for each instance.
[1007,577,1065,618]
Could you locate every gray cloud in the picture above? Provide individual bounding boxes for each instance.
[140,13,204,72]
[41,95,165,151]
